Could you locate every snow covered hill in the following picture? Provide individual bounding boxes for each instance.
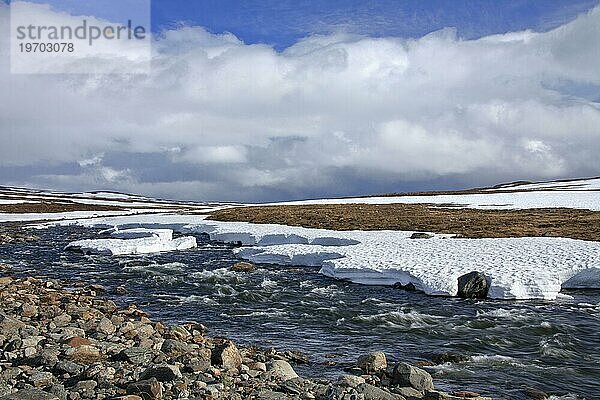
[263,177,600,211]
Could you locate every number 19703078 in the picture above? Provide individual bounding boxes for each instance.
[19,42,74,52]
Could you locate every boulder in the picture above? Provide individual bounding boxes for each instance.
[184,348,211,372]
[357,351,387,373]
[29,372,56,388]
[423,390,492,400]
[524,387,549,400]
[338,374,366,388]
[268,360,299,381]
[126,378,163,400]
[392,363,434,391]
[211,340,242,370]
[115,286,128,295]
[257,390,288,400]
[20,303,38,318]
[431,352,470,365]
[0,313,25,336]
[160,339,191,356]
[139,364,182,382]
[97,317,116,335]
[395,386,423,398]
[230,261,256,272]
[410,233,433,239]
[70,345,101,364]
[457,272,489,299]
[358,383,406,400]
[0,389,60,400]
[54,360,83,376]
[118,347,155,365]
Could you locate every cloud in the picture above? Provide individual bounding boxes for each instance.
[1,2,600,201]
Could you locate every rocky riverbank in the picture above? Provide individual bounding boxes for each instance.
[0,273,496,400]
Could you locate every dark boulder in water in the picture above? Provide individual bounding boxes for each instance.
[230,261,256,272]
[431,352,470,365]
[457,271,489,299]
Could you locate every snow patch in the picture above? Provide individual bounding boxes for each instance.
[65,228,197,255]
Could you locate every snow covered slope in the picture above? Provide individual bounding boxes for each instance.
[264,177,600,211]
[0,186,236,222]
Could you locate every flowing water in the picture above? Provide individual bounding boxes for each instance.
[1,226,598,399]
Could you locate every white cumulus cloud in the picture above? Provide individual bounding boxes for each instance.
[1,2,600,201]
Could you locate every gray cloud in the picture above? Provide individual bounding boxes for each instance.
[1,3,600,202]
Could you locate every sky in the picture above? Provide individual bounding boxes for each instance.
[1,0,600,202]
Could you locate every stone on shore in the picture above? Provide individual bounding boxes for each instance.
[392,362,434,391]
[357,351,387,373]
[358,383,406,400]
[211,340,242,369]
[127,378,163,400]
[268,360,298,381]
[0,389,60,400]
[139,364,182,382]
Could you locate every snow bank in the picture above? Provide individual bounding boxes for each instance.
[50,214,600,300]
[227,227,600,300]
[65,228,197,255]
[188,222,600,300]
[102,227,174,240]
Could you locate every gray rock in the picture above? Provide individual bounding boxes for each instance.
[52,314,71,328]
[257,390,288,400]
[423,391,474,400]
[184,349,211,373]
[74,380,97,392]
[160,339,191,356]
[211,340,242,370]
[29,372,56,388]
[0,389,60,400]
[0,382,12,397]
[118,347,155,365]
[410,232,433,239]
[126,378,163,400]
[47,384,67,400]
[394,386,424,398]
[268,360,298,381]
[457,271,489,299]
[54,360,83,376]
[338,374,366,388]
[139,364,182,382]
[278,378,305,395]
[97,318,115,335]
[392,363,434,392]
[357,351,387,373]
[358,383,406,400]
